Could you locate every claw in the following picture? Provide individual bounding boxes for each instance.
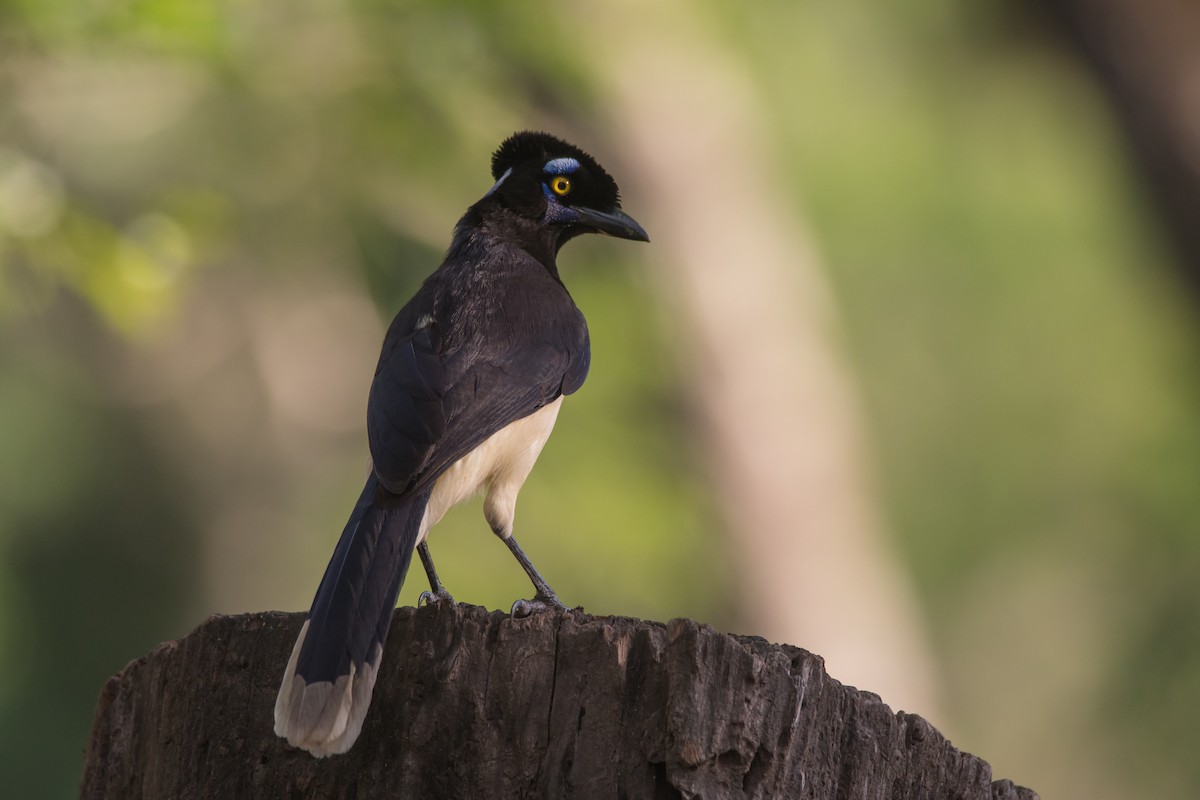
[418,589,455,608]
[510,593,567,618]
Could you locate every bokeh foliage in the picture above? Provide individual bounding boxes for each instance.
[2,1,1199,799]
[724,3,1200,796]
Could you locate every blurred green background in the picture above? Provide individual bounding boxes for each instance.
[3,1,1199,798]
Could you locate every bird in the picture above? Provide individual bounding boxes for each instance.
[273,131,649,757]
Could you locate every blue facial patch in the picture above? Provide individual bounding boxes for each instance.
[543,157,580,175]
[542,199,577,224]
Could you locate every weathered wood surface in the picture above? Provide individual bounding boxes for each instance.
[81,604,1036,799]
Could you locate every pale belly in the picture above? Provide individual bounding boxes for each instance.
[418,396,563,542]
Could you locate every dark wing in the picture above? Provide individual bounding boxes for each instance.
[436,334,585,461]
[366,313,447,497]
[561,324,590,396]
[366,282,589,501]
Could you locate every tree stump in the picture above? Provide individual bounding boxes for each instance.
[81,604,1036,799]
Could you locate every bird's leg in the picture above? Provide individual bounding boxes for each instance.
[504,534,568,617]
[416,541,455,607]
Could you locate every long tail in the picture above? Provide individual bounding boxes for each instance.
[274,475,429,757]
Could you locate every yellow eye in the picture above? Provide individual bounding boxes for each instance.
[550,176,572,196]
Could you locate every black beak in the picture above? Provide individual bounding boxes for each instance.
[574,206,650,242]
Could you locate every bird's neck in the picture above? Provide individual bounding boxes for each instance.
[453,202,563,281]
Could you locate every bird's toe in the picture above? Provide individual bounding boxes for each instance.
[510,594,567,618]
[418,589,456,608]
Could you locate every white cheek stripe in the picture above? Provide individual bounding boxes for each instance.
[485,166,513,196]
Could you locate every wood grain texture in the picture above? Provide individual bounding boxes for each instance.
[81,604,1037,799]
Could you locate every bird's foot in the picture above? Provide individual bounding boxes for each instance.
[510,592,568,618]
[418,588,456,608]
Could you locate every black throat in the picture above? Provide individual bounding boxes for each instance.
[452,198,563,281]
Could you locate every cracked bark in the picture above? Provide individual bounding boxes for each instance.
[81,604,1037,799]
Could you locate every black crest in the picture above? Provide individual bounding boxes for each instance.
[491,131,622,209]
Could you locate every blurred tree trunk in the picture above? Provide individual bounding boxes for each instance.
[566,3,942,720]
[81,606,1036,799]
[1045,0,1200,300]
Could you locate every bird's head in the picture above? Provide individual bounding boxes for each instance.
[481,131,649,249]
